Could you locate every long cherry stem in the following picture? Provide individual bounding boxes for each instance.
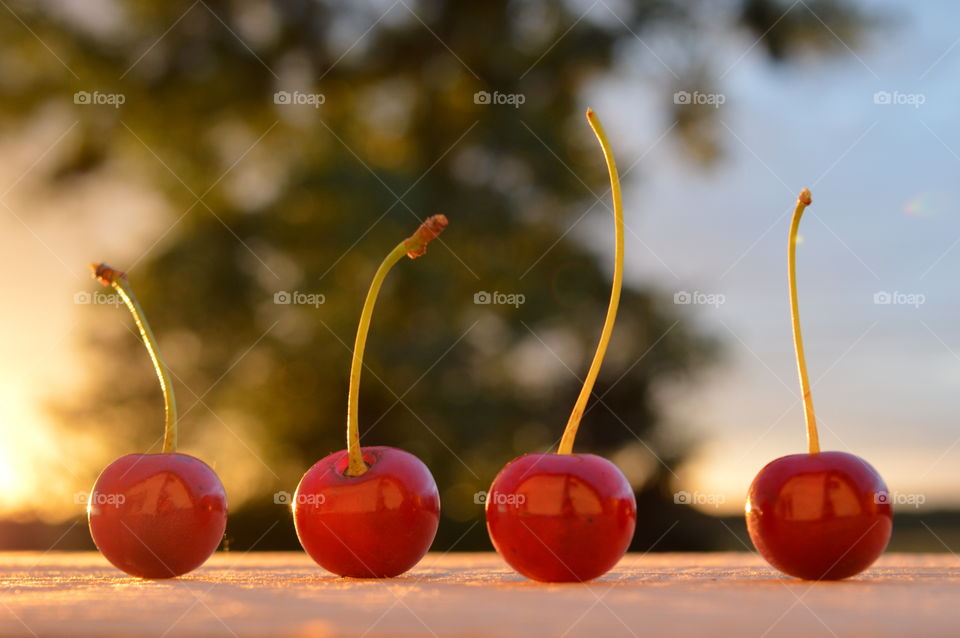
[91,263,178,453]
[345,215,449,476]
[787,189,820,454]
[557,109,624,455]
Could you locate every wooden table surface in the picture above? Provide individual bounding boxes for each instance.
[0,552,955,637]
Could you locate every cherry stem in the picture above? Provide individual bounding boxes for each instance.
[787,189,820,455]
[345,215,449,476]
[91,263,178,454]
[557,109,624,456]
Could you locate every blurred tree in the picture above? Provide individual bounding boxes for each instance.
[0,0,865,550]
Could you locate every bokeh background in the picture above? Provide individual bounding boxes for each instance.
[1,0,958,552]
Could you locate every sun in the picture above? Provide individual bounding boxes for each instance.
[0,449,18,509]
[0,389,54,514]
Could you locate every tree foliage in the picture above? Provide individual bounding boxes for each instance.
[0,0,864,549]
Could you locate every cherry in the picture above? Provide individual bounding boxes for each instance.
[293,216,446,578]
[486,453,635,582]
[294,446,439,578]
[89,453,227,579]
[486,109,637,583]
[86,264,227,579]
[747,452,892,580]
[745,190,892,580]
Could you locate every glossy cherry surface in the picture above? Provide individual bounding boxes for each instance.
[88,453,227,579]
[746,451,892,580]
[293,446,440,578]
[486,453,636,582]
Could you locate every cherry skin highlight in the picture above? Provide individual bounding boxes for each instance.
[88,453,227,579]
[746,451,892,581]
[293,446,440,578]
[486,453,636,582]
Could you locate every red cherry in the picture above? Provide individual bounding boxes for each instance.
[485,111,632,582]
[293,446,440,578]
[86,264,226,579]
[746,451,892,580]
[486,453,636,582]
[745,190,893,580]
[291,217,446,578]
[88,453,227,579]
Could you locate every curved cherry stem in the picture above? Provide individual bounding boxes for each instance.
[345,215,449,476]
[787,189,820,454]
[91,263,178,453]
[557,109,624,455]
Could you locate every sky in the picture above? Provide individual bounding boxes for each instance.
[1,0,958,519]
[588,0,960,512]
